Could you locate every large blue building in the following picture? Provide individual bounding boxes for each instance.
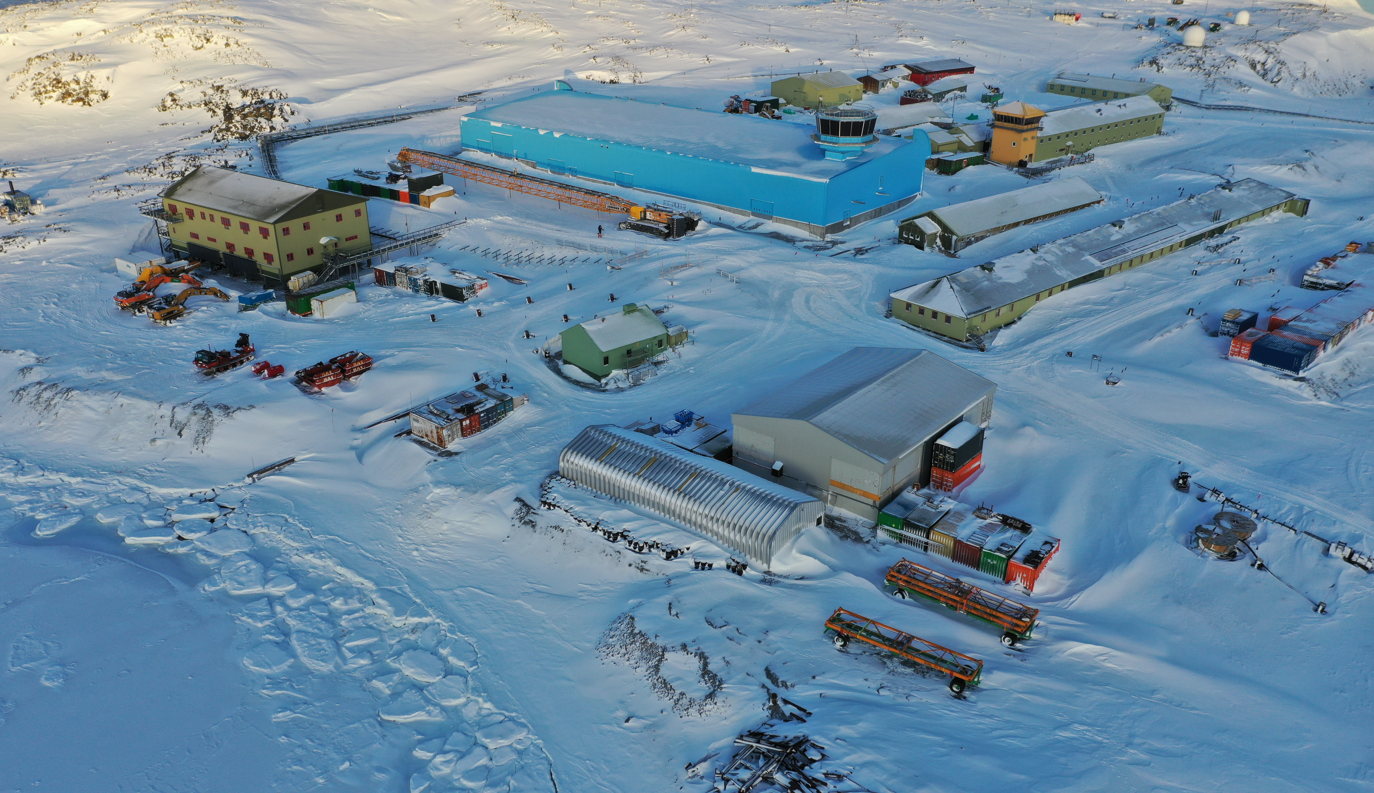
[459,88,929,237]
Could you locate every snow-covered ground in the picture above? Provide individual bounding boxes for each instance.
[3,0,1374,790]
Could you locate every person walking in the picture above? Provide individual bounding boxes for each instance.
[597,225,603,237]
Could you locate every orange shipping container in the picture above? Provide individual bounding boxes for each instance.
[1229,328,1267,360]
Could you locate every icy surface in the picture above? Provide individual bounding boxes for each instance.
[2,0,1374,791]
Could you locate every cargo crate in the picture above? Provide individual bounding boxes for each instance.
[1229,328,1266,359]
[1007,533,1061,592]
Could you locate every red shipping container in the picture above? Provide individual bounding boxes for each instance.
[374,268,388,286]
[1267,307,1301,331]
[1006,535,1060,592]
[952,524,994,569]
[398,190,410,203]
[459,413,481,437]
[1229,328,1267,360]
[930,453,982,491]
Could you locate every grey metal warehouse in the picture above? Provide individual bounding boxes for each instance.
[558,424,823,565]
[731,348,996,521]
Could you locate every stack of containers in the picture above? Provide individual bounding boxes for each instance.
[1248,334,1320,374]
[979,528,1031,582]
[877,490,951,550]
[1006,534,1061,592]
[930,421,984,492]
[1228,327,1266,360]
[373,263,397,287]
[1218,309,1257,337]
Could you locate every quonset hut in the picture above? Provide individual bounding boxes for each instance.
[559,425,824,565]
[459,88,929,237]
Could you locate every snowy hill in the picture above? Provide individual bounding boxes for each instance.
[2,0,1374,791]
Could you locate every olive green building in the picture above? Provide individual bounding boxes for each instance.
[1035,96,1165,160]
[770,72,863,109]
[890,179,1309,344]
[1045,72,1173,107]
[161,166,371,287]
[560,303,688,380]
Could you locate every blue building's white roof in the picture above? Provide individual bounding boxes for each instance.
[466,90,909,180]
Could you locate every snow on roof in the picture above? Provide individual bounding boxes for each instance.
[734,347,996,463]
[924,176,1104,238]
[927,76,969,93]
[891,179,1300,317]
[468,90,908,179]
[876,102,952,130]
[995,101,1044,118]
[791,71,862,89]
[163,166,345,223]
[577,304,668,351]
[1050,72,1164,95]
[911,58,975,73]
[913,216,941,235]
[935,420,981,449]
[558,424,821,563]
[1042,95,1163,135]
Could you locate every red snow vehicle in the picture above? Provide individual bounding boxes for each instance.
[194,333,255,375]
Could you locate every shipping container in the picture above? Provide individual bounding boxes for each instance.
[1248,334,1319,374]
[930,453,982,491]
[1006,533,1061,592]
[1219,309,1257,337]
[932,421,984,473]
[407,172,444,193]
[1229,328,1266,359]
[310,287,359,318]
[237,289,276,311]
[1271,327,1328,351]
[1267,306,1301,331]
[979,528,1029,582]
[953,522,996,568]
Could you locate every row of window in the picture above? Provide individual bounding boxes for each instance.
[903,303,955,324]
[166,204,362,236]
[1041,117,1157,143]
[1056,85,1133,99]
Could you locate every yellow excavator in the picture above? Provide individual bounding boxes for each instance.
[150,286,230,325]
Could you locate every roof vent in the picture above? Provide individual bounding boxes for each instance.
[1111,220,1125,228]
[812,105,878,161]
[980,262,996,272]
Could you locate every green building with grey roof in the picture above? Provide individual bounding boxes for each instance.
[560,303,688,380]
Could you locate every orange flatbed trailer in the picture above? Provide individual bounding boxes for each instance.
[824,607,983,693]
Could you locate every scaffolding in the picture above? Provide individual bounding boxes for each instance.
[398,148,638,216]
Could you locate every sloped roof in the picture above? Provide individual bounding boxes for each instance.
[1050,72,1163,95]
[559,424,822,563]
[577,304,668,351]
[891,179,1300,317]
[734,348,996,463]
[793,71,862,89]
[163,166,362,223]
[1042,95,1162,135]
[925,176,1103,238]
[995,101,1045,119]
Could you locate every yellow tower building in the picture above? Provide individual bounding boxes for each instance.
[988,101,1045,166]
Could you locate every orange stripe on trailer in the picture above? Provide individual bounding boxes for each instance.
[824,607,983,685]
[885,559,1037,638]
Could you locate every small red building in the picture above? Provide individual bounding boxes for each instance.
[887,58,976,87]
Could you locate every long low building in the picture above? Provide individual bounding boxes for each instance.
[1036,96,1166,160]
[459,87,929,237]
[1045,73,1173,107]
[898,176,1104,253]
[558,424,823,565]
[890,179,1310,343]
[732,348,996,521]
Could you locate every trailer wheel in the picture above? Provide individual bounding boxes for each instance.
[831,633,849,650]
[892,588,907,600]
[1000,632,1018,648]
[948,677,967,694]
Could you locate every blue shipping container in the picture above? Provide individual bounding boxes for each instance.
[238,289,277,310]
[1249,333,1318,374]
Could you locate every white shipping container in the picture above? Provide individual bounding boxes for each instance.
[310,288,358,317]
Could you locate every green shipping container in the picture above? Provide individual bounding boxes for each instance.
[937,153,984,175]
[978,550,1009,582]
[878,509,904,531]
[328,178,346,192]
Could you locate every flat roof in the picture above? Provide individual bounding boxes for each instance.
[734,347,996,463]
[1050,72,1163,95]
[785,71,861,89]
[1042,95,1163,136]
[892,179,1300,317]
[467,90,909,179]
[576,304,667,351]
[922,176,1103,238]
[911,58,975,73]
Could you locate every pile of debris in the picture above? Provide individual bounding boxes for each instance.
[708,731,873,793]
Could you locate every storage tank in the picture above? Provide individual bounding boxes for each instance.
[1182,24,1207,46]
[812,105,878,160]
[1235,9,1250,25]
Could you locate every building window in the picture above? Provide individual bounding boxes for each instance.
[259,226,269,237]
[996,307,1002,316]
[245,247,254,258]
[657,339,664,348]
[918,307,925,316]
[1011,142,1017,148]
[306,247,315,256]
[207,237,217,243]
[226,242,236,252]
[282,226,290,236]
[344,235,358,242]
[931,311,939,320]
[905,302,912,311]
[201,211,207,220]
[264,253,274,264]
[286,253,295,262]
[168,203,178,214]
[945,314,952,324]
[335,213,343,222]
[303,222,311,231]
[221,217,230,227]
[1036,293,1041,301]
[354,208,362,218]
[982,313,988,321]
[602,356,609,366]
[190,232,200,240]
[240,221,250,232]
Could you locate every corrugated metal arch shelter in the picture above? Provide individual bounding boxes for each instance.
[559,425,823,565]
